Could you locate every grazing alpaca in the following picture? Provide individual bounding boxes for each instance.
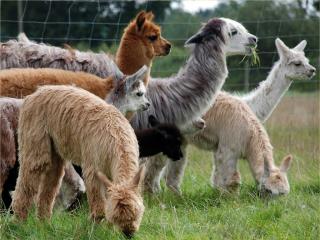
[190,92,293,195]
[12,85,145,237]
[116,11,171,86]
[165,38,315,194]
[0,65,150,116]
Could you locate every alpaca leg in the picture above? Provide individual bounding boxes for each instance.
[12,162,45,220]
[83,169,106,221]
[164,144,188,195]
[36,152,65,219]
[212,147,241,193]
[143,154,167,193]
[12,130,53,220]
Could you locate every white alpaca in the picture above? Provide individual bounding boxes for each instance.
[242,38,316,122]
[165,38,316,195]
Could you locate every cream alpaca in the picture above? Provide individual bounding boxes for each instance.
[12,86,145,237]
[190,92,293,195]
[165,38,315,194]
[0,66,150,116]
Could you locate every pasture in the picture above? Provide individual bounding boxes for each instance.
[1,92,319,240]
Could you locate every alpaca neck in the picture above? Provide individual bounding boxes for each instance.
[116,35,151,86]
[242,61,292,123]
[112,153,139,185]
[132,42,228,129]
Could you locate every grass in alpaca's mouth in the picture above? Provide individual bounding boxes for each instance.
[240,45,260,66]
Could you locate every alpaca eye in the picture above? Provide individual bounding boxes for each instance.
[136,92,143,97]
[148,35,158,42]
[294,62,302,66]
[230,29,237,36]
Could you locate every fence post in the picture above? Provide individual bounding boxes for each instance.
[17,0,23,33]
[244,61,250,92]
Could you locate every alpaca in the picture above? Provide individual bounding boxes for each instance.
[116,11,171,86]
[130,18,257,192]
[0,32,115,78]
[190,92,293,195]
[242,38,316,122]
[12,85,145,237]
[165,38,315,194]
[0,65,150,116]
[136,115,184,160]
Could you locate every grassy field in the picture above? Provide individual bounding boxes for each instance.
[1,92,319,240]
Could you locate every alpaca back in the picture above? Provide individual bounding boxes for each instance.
[0,68,112,99]
[192,92,273,160]
[19,86,139,182]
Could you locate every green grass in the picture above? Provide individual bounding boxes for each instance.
[1,93,319,239]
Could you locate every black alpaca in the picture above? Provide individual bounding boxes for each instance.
[136,115,183,160]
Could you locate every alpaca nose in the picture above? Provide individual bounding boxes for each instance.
[308,67,316,77]
[249,36,258,45]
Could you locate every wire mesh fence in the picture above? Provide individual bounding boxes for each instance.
[0,0,319,91]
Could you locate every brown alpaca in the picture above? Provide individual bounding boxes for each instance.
[0,66,150,117]
[116,11,171,86]
[12,85,145,237]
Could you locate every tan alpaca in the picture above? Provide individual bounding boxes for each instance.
[187,92,293,195]
[12,85,145,237]
[0,66,150,117]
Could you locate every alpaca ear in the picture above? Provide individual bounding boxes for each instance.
[136,11,146,31]
[280,155,293,172]
[145,11,154,21]
[275,38,290,59]
[96,171,113,189]
[293,40,307,52]
[125,65,148,91]
[185,31,206,45]
[149,115,160,127]
[131,165,146,191]
[112,61,125,82]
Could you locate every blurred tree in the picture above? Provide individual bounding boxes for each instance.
[0,0,171,47]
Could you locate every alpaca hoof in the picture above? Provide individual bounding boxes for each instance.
[167,184,182,196]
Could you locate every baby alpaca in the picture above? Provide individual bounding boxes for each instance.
[12,86,145,237]
[189,92,293,195]
[136,115,184,160]
[0,65,150,116]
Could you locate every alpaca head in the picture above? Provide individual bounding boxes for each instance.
[180,118,206,135]
[149,115,184,160]
[259,155,293,196]
[126,11,171,59]
[96,166,145,238]
[185,17,257,56]
[275,38,316,81]
[107,65,150,114]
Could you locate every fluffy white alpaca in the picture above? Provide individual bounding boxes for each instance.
[165,38,315,195]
